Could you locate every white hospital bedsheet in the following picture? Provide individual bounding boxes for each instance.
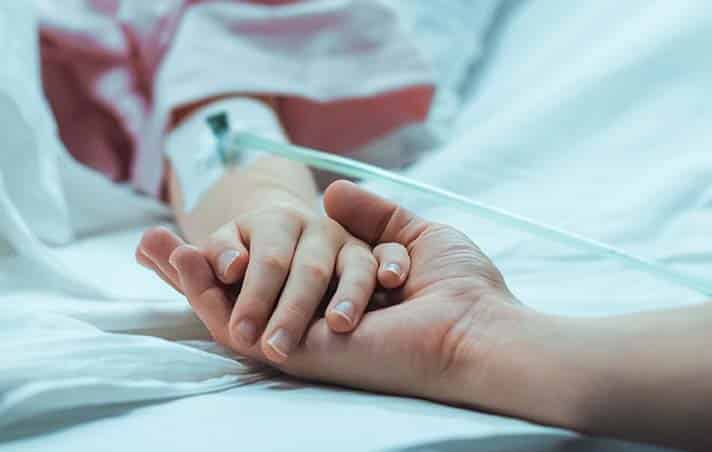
[388,0,712,315]
[2,0,712,450]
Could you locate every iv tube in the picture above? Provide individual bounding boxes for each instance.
[207,113,712,296]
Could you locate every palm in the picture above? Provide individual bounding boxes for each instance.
[399,224,507,300]
[282,182,516,406]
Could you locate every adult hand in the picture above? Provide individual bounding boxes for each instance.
[144,180,712,450]
[177,180,554,417]
[282,181,539,410]
[300,182,712,452]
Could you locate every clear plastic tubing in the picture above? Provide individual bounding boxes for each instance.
[218,127,712,296]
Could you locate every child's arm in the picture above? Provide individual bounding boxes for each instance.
[166,95,317,245]
[138,96,411,363]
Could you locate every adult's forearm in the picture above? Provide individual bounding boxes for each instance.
[566,303,712,449]
[458,301,712,450]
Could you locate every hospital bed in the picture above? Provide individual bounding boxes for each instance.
[2,0,710,450]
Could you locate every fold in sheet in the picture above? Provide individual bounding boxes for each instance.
[0,1,501,428]
[0,306,256,428]
[0,2,251,428]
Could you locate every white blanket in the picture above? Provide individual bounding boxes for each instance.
[2,0,711,450]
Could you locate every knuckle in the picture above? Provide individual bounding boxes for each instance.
[257,202,306,223]
[196,286,225,306]
[300,262,332,282]
[259,253,292,274]
[348,249,378,271]
[279,301,312,326]
[280,205,306,223]
[237,290,271,315]
[347,277,374,297]
[242,280,277,308]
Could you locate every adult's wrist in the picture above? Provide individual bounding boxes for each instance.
[453,301,602,430]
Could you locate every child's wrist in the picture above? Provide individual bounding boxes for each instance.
[165,96,291,213]
[240,181,317,214]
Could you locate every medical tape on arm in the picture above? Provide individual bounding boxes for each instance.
[164,97,287,212]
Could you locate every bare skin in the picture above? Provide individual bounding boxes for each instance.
[143,180,712,451]
[137,97,411,362]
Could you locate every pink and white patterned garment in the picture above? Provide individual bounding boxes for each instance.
[36,0,435,198]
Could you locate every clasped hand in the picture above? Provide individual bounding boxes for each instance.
[137,180,524,410]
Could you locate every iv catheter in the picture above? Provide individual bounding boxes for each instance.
[206,113,712,296]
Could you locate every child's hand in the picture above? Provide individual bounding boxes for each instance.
[136,203,410,363]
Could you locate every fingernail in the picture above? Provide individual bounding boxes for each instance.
[235,319,258,345]
[382,262,402,278]
[267,329,294,360]
[331,300,354,325]
[169,245,197,271]
[136,250,152,268]
[217,249,240,277]
[168,252,179,270]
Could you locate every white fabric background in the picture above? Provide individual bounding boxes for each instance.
[1,0,711,450]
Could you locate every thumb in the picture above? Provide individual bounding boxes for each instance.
[284,305,431,399]
[323,180,428,246]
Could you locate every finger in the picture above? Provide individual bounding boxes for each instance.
[138,226,185,292]
[373,243,410,289]
[136,245,183,293]
[169,245,232,346]
[143,258,183,293]
[261,226,340,363]
[285,302,431,397]
[135,247,154,270]
[229,217,301,349]
[200,222,250,284]
[325,242,378,333]
[136,247,182,293]
[323,180,428,246]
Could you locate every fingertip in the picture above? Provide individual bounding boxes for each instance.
[168,244,200,273]
[214,248,249,283]
[135,247,153,269]
[141,226,178,250]
[262,329,292,364]
[323,180,404,245]
[262,345,288,364]
[374,243,410,289]
[170,245,234,347]
[229,318,259,347]
[378,263,404,288]
[203,223,249,283]
[138,232,155,259]
[326,307,355,333]
[323,180,357,215]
